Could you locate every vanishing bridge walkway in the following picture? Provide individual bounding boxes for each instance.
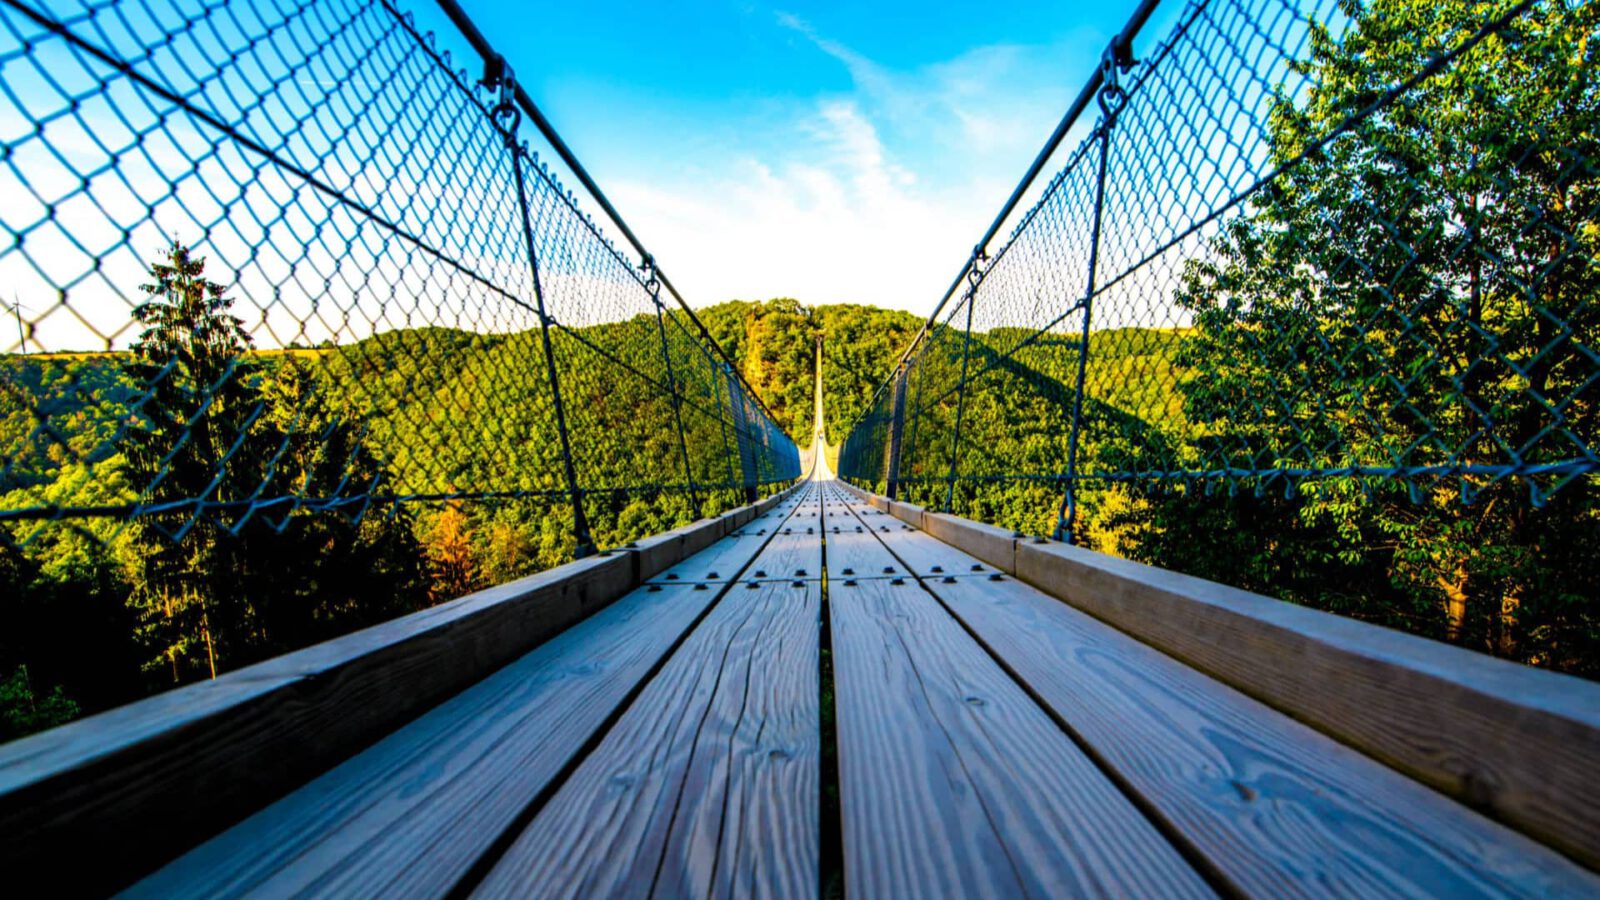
[2,0,1599,894]
[4,460,1598,896]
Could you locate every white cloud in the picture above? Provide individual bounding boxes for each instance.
[600,14,1105,316]
[608,100,965,313]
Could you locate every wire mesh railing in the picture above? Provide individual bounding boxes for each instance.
[0,0,798,699]
[840,0,1598,673]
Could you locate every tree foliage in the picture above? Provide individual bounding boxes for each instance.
[1141,0,1600,667]
[3,0,1595,741]
[698,299,922,444]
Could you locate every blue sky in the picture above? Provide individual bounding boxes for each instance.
[419,0,1158,315]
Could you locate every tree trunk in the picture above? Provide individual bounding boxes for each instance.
[1498,592,1520,659]
[201,604,217,681]
[1438,567,1469,642]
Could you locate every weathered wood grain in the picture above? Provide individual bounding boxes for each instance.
[473,580,819,899]
[867,518,977,575]
[825,506,1209,899]
[0,549,635,895]
[738,522,824,581]
[0,484,802,896]
[825,526,911,581]
[120,486,814,898]
[1014,539,1600,871]
[36,473,1597,899]
[124,583,726,899]
[636,480,806,576]
[842,481,1600,872]
[653,580,820,900]
[886,499,926,528]
[649,529,789,585]
[632,517,734,581]
[925,573,1600,897]
[840,492,1600,894]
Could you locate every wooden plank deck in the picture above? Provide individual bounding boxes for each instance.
[124,581,722,898]
[11,478,1594,897]
[848,492,1597,897]
[824,487,1211,897]
[475,562,821,896]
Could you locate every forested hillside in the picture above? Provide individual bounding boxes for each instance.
[0,289,917,738]
[698,299,924,444]
[6,266,1592,743]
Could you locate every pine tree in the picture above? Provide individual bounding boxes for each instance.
[124,242,262,682]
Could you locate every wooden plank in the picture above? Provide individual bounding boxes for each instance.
[0,482,800,897]
[127,488,815,897]
[755,483,802,515]
[921,511,1016,573]
[739,524,823,581]
[652,579,819,900]
[632,483,806,580]
[0,548,635,895]
[840,491,1600,890]
[125,583,726,899]
[474,579,820,899]
[827,538,1209,897]
[829,479,872,505]
[887,500,926,528]
[825,525,911,581]
[925,574,1600,897]
[656,487,815,585]
[1014,538,1600,870]
[846,482,1600,870]
[867,518,972,576]
[631,517,733,580]
[822,488,883,582]
[831,494,989,577]
[649,530,782,584]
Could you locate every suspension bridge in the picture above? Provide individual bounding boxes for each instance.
[1,0,1597,895]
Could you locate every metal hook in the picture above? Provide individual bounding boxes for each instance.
[1097,40,1131,120]
[482,54,521,136]
[639,254,661,294]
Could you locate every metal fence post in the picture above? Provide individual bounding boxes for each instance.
[725,363,760,503]
[902,356,923,492]
[884,365,908,499]
[943,259,983,512]
[645,263,702,517]
[494,81,594,557]
[708,347,739,495]
[1054,45,1130,544]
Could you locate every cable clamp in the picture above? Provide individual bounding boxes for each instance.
[967,247,989,288]
[639,255,661,295]
[1098,39,1132,120]
[483,54,520,135]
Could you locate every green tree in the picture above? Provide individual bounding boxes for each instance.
[243,358,428,649]
[124,242,263,681]
[1158,0,1599,670]
[699,299,818,440]
[123,244,429,682]
[0,665,79,742]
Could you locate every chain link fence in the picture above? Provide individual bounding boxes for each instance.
[1,0,798,537]
[0,0,799,698]
[841,0,1598,672]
